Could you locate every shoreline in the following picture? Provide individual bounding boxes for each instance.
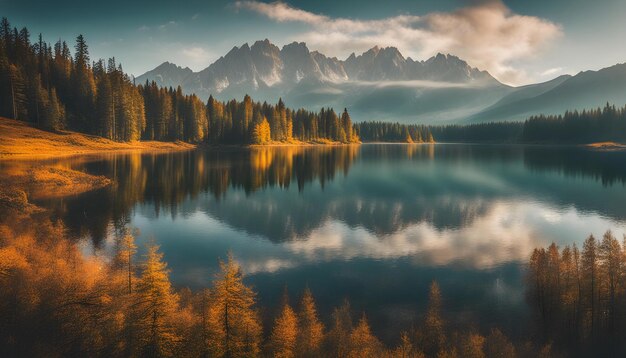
[0,118,196,161]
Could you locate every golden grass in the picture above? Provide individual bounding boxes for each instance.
[0,117,195,160]
[0,117,195,211]
[0,162,112,202]
[585,142,626,150]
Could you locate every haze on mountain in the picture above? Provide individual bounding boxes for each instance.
[137,39,626,124]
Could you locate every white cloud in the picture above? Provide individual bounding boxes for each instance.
[182,47,211,62]
[235,0,562,85]
[540,67,564,77]
[158,20,178,30]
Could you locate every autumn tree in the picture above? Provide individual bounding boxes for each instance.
[252,116,271,144]
[581,234,598,340]
[206,253,261,357]
[348,314,383,358]
[419,281,446,356]
[114,231,137,294]
[459,332,485,358]
[483,329,516,358]
[295,287,324,356]
[270,302,298,358]
[327,299,353,358]
[599,230,622,335]
[132,244,180,357]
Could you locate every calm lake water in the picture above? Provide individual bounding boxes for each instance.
[32,144,626,342]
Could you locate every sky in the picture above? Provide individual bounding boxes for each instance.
[2,0,626,86]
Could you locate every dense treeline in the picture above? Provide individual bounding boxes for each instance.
[0,18,359,145]
[522,103,626,144]
[528,232,626,356]
[358,103,626,144]
[0,218,556,358]
[206,96,359,144]
[428,122,523,143]
[355,121,435,143]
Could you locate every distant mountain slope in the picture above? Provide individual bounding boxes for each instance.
[136,39,508,123]
[470,64,626,122]
[135,62,193,88]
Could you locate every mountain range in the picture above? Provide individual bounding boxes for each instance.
[137,39,626,124]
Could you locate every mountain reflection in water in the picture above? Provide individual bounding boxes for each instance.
[20,144,626,341]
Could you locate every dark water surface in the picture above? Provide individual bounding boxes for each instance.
[29,144,626,342]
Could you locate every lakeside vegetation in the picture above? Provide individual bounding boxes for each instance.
[357,103,626,144]
[0,117,194,160]
[528,233,626,356]
[0,195,557,357]
[0,18,360,146]
[3,145,624,357]
[5,16,626,149]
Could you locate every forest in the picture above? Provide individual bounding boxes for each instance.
[6,16,626,148]
[357,104,626,144]
[0,210,557,358]
[0,18,359,145]
[528,232,626,356]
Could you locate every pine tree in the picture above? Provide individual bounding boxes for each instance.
[348,315,382,358]
[581,235,598,340]
[207,253,261,357]
[420,281,446,356]
[328,299,352,358]
[133,244,180,357]
[484,329,516,358]
[252,116,271,144]
[297,287,324,356]
[96,76,114,139]
[599,230,622,335]
[460,332,485,358]
[271,302,298,358]
[115,231,137,294]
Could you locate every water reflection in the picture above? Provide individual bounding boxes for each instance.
[22,144,626,247]
[9,143,626,342]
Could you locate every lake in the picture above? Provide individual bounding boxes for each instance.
[31,144,626,342]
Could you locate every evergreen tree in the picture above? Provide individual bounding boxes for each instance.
[296,287,324,356]
[270,302,298,358]
[207,253,261,357]
[348,315,383,358]
[420,281,446,356]
[133,244,180,357]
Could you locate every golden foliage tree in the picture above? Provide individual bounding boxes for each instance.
[207,253,262,357]
[328,299,353,358]
[393,331,426,358]
[484,328,516,358]
[420,281,447,356]
[459,332,485,358]
[297,287,324,356]
[133,244,181,357]
[271,302,298,358]
[348,314,383,358]
[114,231,137,294]
[252,116,271,144]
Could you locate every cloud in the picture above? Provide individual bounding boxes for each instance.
[181,46,213,65]
[540,67,564,77]
[158,20,177,30]
[235,1,562,85]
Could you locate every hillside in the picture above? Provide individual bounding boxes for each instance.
[0,118,194,160]
[470,63,626,122]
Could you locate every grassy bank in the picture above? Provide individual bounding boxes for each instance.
[0,118,196,211]
[0,117,195,160]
